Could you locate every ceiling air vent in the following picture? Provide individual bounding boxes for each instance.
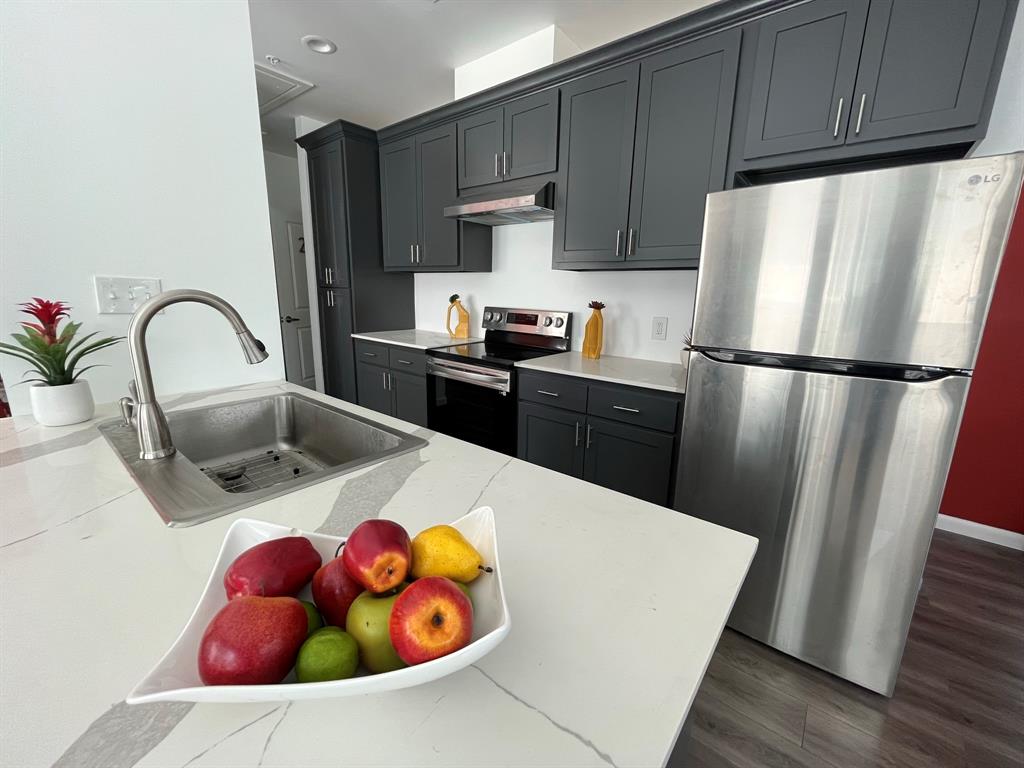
[254,63,314,116]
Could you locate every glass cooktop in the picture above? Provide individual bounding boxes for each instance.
[430,342,560,369]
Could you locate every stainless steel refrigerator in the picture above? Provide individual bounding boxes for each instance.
[677,153,1023,695]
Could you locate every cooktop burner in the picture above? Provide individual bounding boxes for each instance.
[430,342,562,369]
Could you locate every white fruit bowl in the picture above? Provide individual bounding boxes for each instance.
[126,506,509,703]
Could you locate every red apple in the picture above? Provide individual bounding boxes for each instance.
[198,596,307,685]
[312,556,363,627]
[342,519,411,594]
[223,536,321,600]
[389,576,473,665]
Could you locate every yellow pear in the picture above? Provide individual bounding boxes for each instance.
[411,525,484,582]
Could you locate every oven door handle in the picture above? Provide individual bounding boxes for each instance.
[427,359,511,393]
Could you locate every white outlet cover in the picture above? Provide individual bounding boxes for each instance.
[652,316,668,341]
[94,276,163,315]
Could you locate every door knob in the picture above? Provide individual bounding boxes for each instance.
[281,315,299,323]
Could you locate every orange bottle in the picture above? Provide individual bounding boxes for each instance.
[582,301,605,359]
[446,294,471,339]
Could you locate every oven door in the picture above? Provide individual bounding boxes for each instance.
[427,357,516,455]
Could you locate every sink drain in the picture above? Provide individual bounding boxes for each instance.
[200,449,326,493]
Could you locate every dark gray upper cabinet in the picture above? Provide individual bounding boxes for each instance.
[379,138,418,269]
[457,90,559,190]
[321,288,355,402]
[582,416,675,506]
[416,123,461,268]
[627,29,741,266]
[744,0,869,160]
[503,89,559,181]
[307,145,350,287]
[554,62,640,264]
[518,401,585,479]
[847,0,1009,144]
[457,107,504,188]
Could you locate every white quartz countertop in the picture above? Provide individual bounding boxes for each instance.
[517,351,689,394]
[1,381,753,768]
[351,329,482,350]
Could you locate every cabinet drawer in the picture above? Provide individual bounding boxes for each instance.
[354,340,388,366]
[388,347,426,376]
[587,383,678,432]
[518,371,587,413]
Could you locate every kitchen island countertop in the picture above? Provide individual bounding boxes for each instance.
[1,381,753,768]
[351,329,482,350]
[516,351,688,394]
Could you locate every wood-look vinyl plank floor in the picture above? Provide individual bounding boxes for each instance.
[669,530,1024,768]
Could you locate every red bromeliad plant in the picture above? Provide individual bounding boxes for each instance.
[0,298,123,386]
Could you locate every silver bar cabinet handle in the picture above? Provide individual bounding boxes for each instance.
[833,97,844,138]
[615,229,622,256]
[397,359,413,365]
[586,424,592,448]
[626,228,635,256]
[855,93,866,135]
[410,244,415,264]
[495,153,500,178]
[613,405,640,413]
[502,151,508,176]
[326,290,333,308]
[415,244,421,264]
[537,390,559,398]
[574,422,580,447]
[382,371,388,390]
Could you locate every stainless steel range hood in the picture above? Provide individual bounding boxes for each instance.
[443,182,554,225]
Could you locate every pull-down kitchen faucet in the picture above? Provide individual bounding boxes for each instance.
[124,289,268,460]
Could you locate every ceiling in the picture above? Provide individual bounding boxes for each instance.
[249,0,718,154]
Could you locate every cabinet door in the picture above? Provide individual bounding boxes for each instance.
[583,416,674,506]
[504,90,559,181]
[321,288,356,402]
[517,402,585,479]
[457,107,504,189]
[416,123,460,268]
[308,147,335,284]
[553,62,640,264]
[743,1,869,160]
[356,360,393,416]
[322,142,350,286]
[627,30,740,265]
[847,0,1009,144]
[391,370,428,428]
[380,138,419,269]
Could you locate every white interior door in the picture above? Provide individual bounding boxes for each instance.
[274,221,316,389]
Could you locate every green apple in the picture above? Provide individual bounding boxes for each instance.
[345,588,407,673]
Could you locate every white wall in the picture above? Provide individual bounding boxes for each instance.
[972,0,1023,156]
[294,116,328,392]
[0,0,283,415]
[414,223,697,362]
[454,25,581,98]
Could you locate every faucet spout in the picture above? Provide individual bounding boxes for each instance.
[127,289,269,460]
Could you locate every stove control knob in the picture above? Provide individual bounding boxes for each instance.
[554,317,565,328]
[483,311,493,322]
[492,312,502,323]
[543,316,554,327]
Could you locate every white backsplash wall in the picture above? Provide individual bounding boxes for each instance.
[414,222,697,362]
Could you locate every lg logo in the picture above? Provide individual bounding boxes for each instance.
[968,174,1001,185]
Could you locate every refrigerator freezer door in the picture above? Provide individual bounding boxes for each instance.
[677,352,970,694]
[693,153,1023,370]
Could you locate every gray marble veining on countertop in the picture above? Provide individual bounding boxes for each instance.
[351,329,482,350]
[516,351,688,394]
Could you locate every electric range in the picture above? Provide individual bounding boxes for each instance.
[426,306,572,454]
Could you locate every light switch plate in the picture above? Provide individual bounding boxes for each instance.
[94,276,163,315]
[652,316,668,341]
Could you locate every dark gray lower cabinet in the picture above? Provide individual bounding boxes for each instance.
[356,344,428,428]
[582,417,675,506]
[517,372,682,506]
[518,402,585,478]
[320,288,355,402]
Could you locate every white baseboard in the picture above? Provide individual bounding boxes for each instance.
[936,514,1024,551]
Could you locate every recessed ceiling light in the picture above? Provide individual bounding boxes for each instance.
[301,35,337,55]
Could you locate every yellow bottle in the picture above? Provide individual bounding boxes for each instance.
[447,294,471,339]
[582,301,605,359]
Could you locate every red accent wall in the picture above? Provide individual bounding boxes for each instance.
[940,196,1024,534]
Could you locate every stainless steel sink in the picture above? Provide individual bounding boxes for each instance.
[97,392,427,527]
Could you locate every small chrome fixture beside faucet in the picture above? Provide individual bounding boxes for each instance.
[118,289,268,460]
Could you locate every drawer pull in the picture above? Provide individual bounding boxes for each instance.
[362,351,377,358]
[612,405,640,413]
[397,359,414,365]
[537,389,560,398]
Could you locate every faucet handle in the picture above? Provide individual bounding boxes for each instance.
[119,396,135,427]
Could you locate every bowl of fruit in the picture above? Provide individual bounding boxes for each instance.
[126,506,508,703]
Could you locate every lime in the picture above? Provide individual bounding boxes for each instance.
[295,627,359,683]
[300,600,323,636]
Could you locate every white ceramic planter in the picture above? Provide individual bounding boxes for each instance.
[29,381,95,426]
